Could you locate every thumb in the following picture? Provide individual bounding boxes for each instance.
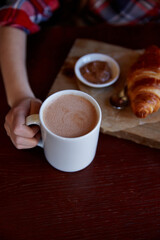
[29,99,42,115]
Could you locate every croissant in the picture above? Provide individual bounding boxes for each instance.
[127,45,160,118]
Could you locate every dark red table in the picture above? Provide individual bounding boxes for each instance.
[1,23,160,240]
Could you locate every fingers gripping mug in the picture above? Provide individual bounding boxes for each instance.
[26,90,102,172]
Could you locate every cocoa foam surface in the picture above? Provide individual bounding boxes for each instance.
[43,95,98,138]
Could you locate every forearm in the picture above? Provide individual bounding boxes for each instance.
[0,27,35,107]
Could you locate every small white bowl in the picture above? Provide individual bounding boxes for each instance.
[74,53,120,88]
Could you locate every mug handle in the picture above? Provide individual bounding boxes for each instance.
[26,114,43,148]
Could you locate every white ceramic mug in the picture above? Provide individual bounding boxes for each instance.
[26,90,102,172]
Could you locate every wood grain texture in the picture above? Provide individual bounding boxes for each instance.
[1,24,160,240]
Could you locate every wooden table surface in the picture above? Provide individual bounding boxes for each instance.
[1,23,160,240]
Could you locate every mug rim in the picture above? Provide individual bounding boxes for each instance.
[39,89,102,140]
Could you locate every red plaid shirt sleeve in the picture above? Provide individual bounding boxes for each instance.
[0,0,160,34]
[88,0,160,25]
[0,0,59,34]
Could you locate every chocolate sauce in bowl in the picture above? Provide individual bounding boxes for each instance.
[80,61,112,84]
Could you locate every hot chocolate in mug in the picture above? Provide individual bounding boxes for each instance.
[26,90,102,172]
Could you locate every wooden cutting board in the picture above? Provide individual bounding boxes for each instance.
[49,39,160,149]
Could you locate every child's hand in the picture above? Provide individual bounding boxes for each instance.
[4,98,42,149]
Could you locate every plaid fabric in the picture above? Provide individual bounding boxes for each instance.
[0,0,160,34]
[88,0,160,25]
[0,0,60,33]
